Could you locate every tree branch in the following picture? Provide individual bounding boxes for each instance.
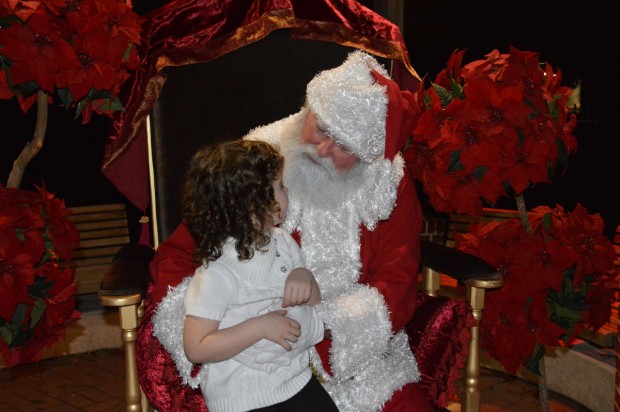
[6,90,48,189]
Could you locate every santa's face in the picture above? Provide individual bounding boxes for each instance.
[300,111,359,171]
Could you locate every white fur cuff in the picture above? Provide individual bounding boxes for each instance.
[152,277,208,389]
[317,284,392,378]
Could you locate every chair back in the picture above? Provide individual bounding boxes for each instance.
[147,29,385,245]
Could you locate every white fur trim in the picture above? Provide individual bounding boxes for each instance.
[307,51,390,163]
[323,331,420,412]
[314,285,420,412]
[317,285,392,378]
[152,277,208,389]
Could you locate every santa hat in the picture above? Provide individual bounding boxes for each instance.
[306,50,416,163]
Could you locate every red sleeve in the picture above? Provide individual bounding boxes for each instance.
[359,171,422,333]
[148,223,198,305]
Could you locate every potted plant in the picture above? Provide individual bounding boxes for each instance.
[406,47,618,410]
[0,0,143,367]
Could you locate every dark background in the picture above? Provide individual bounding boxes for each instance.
[2,0,618,240]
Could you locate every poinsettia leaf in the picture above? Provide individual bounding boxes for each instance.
[16,80,40,98]
[556,138,569,166]
[472,166,487,181]
[0,15,20,27]
[56,88,74,109]
[11,303,27,327]
[14,227,25,241]
[123,43,134,62]
[88,89,113,100]
[450,77,464,99]
[74,98,87,120]
[503,179,513,194]
[0,55,12,69]
[423,92,431,110]
[10,328,31,348]
[523,98,541,116]
[29,299,46,329]
[547,98,559,120]
[548,274,589,322]
[515,128,526,144]
[99,96,125,112]
[447,150,464,172]
[550,303,584,322]
[547,159,558,180]
[542,212,552,231]
[524,343,545,376]
[0,324,15,346]
[431,82,454,108]
[28,277,53,299]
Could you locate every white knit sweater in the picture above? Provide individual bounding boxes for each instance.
[183,228,324,412]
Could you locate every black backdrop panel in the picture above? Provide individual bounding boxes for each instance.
[149,29,385,242]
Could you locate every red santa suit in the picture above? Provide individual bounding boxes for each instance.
[136,51,434,412]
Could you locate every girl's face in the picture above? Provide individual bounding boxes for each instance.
[271,174,289,226]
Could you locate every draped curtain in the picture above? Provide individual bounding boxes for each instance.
[103,0,418,217]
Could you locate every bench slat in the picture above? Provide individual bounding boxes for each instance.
[68,204,131,295]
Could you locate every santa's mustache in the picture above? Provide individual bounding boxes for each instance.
[292,142,345,177]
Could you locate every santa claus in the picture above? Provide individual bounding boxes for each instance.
[137,51,434,412]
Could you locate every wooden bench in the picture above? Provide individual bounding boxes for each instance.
[67,203,130,296]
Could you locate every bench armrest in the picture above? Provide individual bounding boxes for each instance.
[420,240,503,289]
[99,243,155,300]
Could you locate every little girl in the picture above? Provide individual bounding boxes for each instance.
[182,140,338,412]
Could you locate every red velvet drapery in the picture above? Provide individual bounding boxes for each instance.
[102,0,419,217]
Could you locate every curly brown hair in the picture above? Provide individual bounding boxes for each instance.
[182,140,284,265]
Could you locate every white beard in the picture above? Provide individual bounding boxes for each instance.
[281,120,370,210]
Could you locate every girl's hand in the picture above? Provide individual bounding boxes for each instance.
[259,310,301,350]
[283,267,314,307]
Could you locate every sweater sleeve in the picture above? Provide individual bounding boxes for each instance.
[359,171,422,333]
[184,264,233,321]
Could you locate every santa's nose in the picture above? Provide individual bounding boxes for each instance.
[316,139,335,157]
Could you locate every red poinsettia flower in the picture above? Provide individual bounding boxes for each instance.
[433,48,467,88]
[0,7,79,93]
[94,0,143,43]
[462,79,531,134]
[1,0,143,120]
[409,47,578,216]
[511,234,578,291]
[0,71,13,99]
[36,185,79,260]
[0,185,82,367]
[481,295,532,373]
[3,0,41,21]
[413,89,465,150]
[458,204,618,374]
[502,47,546,113]
[55,31,117,101]
[498,131,552,194]
[430,171,483,216]
[0,231,37,321]
[526,293,568,346]
[461,49,510,82]
[452,122,501,173]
